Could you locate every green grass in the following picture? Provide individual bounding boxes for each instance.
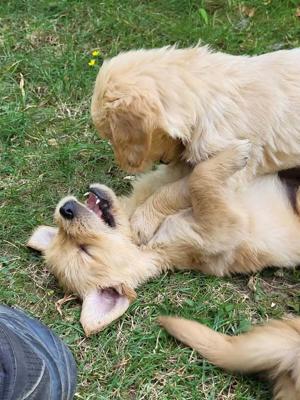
[1,0,300,398]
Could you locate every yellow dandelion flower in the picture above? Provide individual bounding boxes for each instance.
[88,59,96,66]
[92,50,100,57]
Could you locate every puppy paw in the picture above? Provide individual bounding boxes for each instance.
[191,140,252,183]
[130,205,165,245]
[212,140,252,178]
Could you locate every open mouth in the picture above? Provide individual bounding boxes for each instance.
[85,187,116,227]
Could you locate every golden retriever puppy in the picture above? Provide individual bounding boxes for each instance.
[159,316,300,400]
[28,143,300,336]
[91,45,300,242]
[28,184,167,336]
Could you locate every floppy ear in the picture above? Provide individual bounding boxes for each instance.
[27,225,58,253]
[80,284,137,336]
[108,94,158,170]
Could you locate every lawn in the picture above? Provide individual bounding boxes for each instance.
[1,0,300,399]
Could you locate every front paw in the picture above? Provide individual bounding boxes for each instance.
[130,206,165,245]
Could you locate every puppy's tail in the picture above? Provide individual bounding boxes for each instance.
[158,316,300,386]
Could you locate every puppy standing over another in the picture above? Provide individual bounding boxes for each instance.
[91,45,300,243]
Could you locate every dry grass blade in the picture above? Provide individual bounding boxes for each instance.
[55,294,77,316]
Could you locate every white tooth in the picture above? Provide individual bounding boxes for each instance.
[84,192,89,197]
[96,199,100,205]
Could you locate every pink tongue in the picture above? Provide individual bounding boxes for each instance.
[87,193,97,208]
[86,193,102,217]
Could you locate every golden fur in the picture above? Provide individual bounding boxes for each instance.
[158,316,300,400]
[28,144,300,395]
[91,45,300,243]
[92,45,300,174]
[28,144,300,330]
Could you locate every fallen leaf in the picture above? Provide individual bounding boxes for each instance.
[296,7,300,17]
[55,294,77,316]
[123,175,135,181]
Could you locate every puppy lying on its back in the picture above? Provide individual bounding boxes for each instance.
[28,144,300,338]
[91,45,300,243]
[159,316,300,400]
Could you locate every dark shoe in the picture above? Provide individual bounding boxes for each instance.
[0,305,77,400]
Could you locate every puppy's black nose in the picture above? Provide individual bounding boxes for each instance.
[59,201,76,220]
